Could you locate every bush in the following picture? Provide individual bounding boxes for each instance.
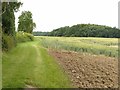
[16,31,34,43]
[2,33,16,51]
[25,33,34,41]
[2,31,34,51]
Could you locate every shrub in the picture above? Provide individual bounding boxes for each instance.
[2,33,16,51]
[25,33,34,41]
[16,31,34,43]
[2,30,34,51]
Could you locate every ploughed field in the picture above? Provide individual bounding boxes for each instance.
[49,49,118,88]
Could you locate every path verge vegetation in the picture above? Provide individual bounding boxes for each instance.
[2,41,72,88]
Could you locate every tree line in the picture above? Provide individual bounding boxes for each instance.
[2,1,36,51]
[33,24,120,38]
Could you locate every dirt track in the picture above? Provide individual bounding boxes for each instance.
[49,49,118,88]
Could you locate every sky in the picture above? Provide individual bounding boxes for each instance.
[15,0,119,32]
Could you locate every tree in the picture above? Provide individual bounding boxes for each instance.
[2,2,22,35]
[18,11,36,33]
[49,24,120,38]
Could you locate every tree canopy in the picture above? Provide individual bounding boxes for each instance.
[33,31,49,36]
[2,2,22,35]
[47,24,120,38]
[18,11,36,33]
[2,1,23,51]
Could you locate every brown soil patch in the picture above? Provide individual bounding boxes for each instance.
[48,49,118,88]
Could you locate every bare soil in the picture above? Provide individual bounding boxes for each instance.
[48,49,118,88]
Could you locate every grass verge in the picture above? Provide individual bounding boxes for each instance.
[2,41,72,88]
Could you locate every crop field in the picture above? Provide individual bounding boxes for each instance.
[38,36,118,58]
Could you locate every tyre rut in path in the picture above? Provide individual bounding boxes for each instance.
[49,49,118,88]
[25,44,41,89]
[25,43,71,88]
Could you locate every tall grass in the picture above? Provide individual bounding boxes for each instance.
[39,36,118,58]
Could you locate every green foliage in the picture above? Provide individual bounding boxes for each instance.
[39,36,118,58]
[33,31,50,36]
[16,31,34,43]
[18,11,36,33]
[49,24,120,38]
[2,2,22,51]
[0,26,1,34]
[2,2,22,36]
[2,31,34,51]
[2,2,35,51]
[2,33,16,51]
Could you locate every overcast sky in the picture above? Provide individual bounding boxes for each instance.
[15,0,119,32]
